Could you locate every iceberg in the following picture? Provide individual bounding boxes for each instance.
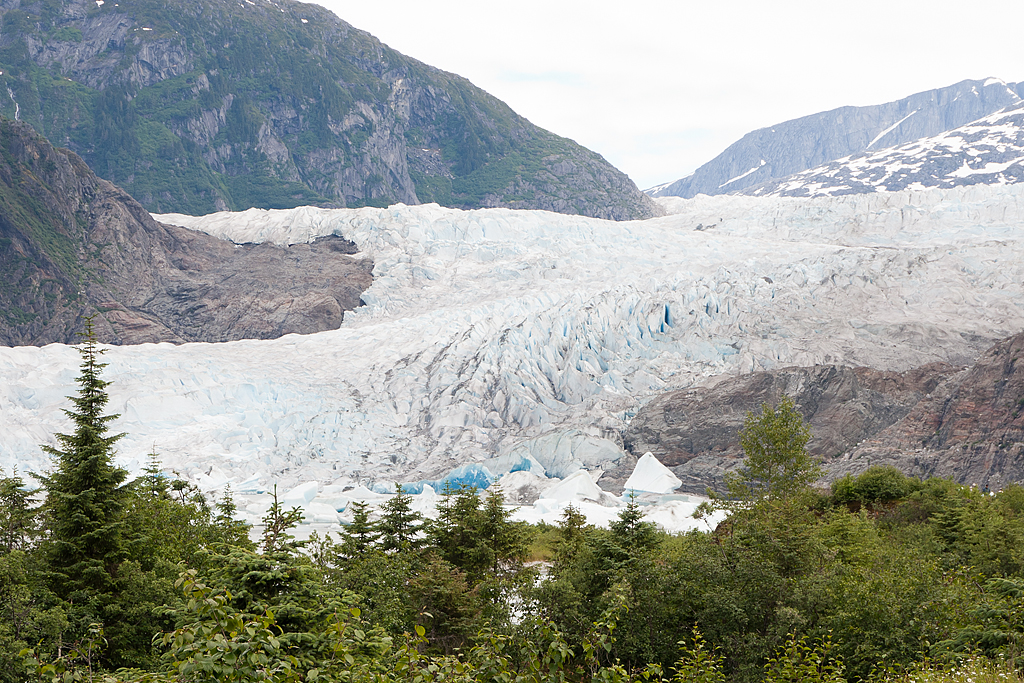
[623,452,682,495]
[281,481,318,507]
[540,471,619,507]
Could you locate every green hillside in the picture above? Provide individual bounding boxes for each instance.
[0,0,657,219]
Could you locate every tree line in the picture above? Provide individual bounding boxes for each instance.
[4,329,1024,683]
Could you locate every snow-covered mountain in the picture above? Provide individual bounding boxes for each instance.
[743,103,1024,197]
[2,184,1024,525]
[650,78,1022,198]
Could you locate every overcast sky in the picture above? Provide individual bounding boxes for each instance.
[314,0,1024,190]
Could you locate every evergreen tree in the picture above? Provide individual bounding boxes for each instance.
[377,485,424,552]
[431,483,488,577]
[38,318,128,599]
[0,470,36,554]
[260,486,305,554]
[479,487,527,575]
[338,500,377,558]
[608,493,658,557]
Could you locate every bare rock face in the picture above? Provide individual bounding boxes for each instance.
[0,118,372,346]
[625,331,1024,493]
[831,332,1024,489]
[623,363,961,494]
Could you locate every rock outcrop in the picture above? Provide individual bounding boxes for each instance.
[625,331,1024,493]
[0,0,658,221]
[832,332,1024,489]
[0,117,372,345]
[623,363,962,494]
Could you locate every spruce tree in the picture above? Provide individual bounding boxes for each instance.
[0,469,36,554]
[609,493,658,556]
[38,318,128,599]
[377,485,424,552]
[260,485,305,554]
[479,487,526,575]
[339,500,377,558]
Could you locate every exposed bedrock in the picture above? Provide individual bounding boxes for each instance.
[626,331,1024,493]
[0,118,373,345]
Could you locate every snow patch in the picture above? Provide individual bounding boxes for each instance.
[718,160,766,189]
[866,109,919,149]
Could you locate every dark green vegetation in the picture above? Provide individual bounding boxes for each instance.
[7,347,1024,683]
[0,0,657,220]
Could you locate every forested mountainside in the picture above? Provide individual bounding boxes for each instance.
[0,116,372,345]
[0,0,658,219]
[650,78,1021,198]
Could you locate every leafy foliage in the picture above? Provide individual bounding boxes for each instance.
[729,395,819,500]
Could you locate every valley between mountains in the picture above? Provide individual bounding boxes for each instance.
[8,2,1024,680]
[3,176,1024,526]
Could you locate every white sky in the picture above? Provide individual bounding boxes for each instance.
[313,0,1024,190]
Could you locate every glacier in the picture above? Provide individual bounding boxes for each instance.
[2,183,1024,531]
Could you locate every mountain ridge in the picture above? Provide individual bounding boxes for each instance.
[650,78,1022,198]
[0,0,658,220]
[741,102,1024,197]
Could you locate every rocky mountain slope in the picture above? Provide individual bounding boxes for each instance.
[832,331,1024,488]
[623,330,1024,493]
[0,117,372,345]
[650,78,1021,198]
[0,0,657,220]
[742,103,1024,197]
[622,363,962,494]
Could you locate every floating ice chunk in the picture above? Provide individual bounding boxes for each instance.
[235,472,265,493]
[643,499,726,534]
[541,470,619,507]
[511,498,622,527]
[281,481,318,507]
[496,470,551,504]
[194,465,231,491]
[342,485,390,503]
[409,484,439,515]
[305,502,341,524]
[623,452,682,495]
